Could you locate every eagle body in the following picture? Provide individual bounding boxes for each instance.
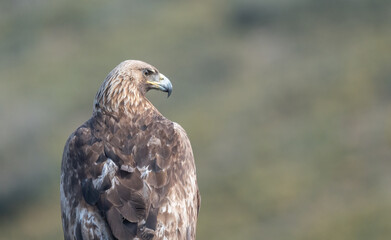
[60,60,200,240]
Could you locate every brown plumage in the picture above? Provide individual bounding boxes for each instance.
[60,60,200,240]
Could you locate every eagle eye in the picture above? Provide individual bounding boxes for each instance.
[143,69,153,77]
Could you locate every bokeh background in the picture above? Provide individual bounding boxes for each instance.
[1,0,391,239]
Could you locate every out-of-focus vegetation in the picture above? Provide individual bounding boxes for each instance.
[1,0,391,239]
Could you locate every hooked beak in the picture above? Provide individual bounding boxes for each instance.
[147,73,173,97]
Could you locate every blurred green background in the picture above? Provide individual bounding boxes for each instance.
[1,0,391,239]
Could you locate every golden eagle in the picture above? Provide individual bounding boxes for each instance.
[60,60,200,240]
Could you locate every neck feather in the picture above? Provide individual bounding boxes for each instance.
[93,77,156,117]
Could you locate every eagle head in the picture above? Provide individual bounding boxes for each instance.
[94,60,172,113]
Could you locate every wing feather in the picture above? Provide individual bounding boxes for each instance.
[63,112,198,240]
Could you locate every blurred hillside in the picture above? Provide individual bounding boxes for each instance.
[1,0,391,239]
